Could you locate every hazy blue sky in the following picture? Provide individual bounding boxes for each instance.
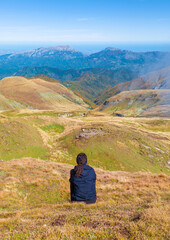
[0,0,170,44]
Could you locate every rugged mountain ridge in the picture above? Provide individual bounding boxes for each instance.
[8,45,83,59]
[0,45,170,78]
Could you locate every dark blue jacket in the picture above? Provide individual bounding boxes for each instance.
[69,165,96,203]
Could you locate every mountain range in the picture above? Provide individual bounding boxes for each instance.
[0,45,170,79]
[0,45,170,117]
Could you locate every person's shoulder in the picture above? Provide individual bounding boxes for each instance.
[85,165,95,171]
[84,164,91,169]
[70,168,75,174]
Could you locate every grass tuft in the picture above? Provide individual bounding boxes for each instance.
[40,123,64,133]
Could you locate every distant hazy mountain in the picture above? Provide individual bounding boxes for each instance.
[9,45,83,59]
[0,50,12,56]
[13,66,81,81]
[0,45,84,78]
[0,45,170,79]
[84,47,170,71]
[13,66,137,81]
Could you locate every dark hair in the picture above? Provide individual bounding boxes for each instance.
[74,153,87,177]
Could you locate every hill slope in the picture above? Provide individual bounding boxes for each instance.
[98,89,170,117]
[0,76,88,111]
[0,110,169,238]
[62,68,136,102]
[0,157,169,239]
[95,66,170,104]
[1,111,169,173]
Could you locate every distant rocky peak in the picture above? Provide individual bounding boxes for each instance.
[36,45,79,52]
[8,45,82,58]
[104,47,121,51]
[103,47,132,53]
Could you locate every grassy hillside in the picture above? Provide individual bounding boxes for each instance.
[1,111,169,173]
[0,93,25,111]
[0,117,47,161]
[0,111,169,239]
[98,89,170,117]
[0,76,89,111]
[0,158,169,239]
[57,119,170,174]
[0,111,169,174]
[28,75,96,109]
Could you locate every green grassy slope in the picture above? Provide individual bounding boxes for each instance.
[0,111,169,174]
[58,122,170,174]
[0,118,47,161]
[98,89,170,117]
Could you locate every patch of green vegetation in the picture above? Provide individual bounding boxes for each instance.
[9,232,30,240]
[59,136,67,141]
[40,123,64,133]
[1,110,19,117]
[102,92,162,117]
[22,181,69,205]
[18,111,60,117]
[0,119,47,161]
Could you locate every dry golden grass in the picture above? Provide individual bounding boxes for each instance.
[0,158,169,240]
[0,77,88,111]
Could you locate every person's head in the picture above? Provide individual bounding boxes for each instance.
[74,153,87,177]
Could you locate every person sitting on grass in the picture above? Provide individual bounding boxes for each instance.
[69,153,96,204]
